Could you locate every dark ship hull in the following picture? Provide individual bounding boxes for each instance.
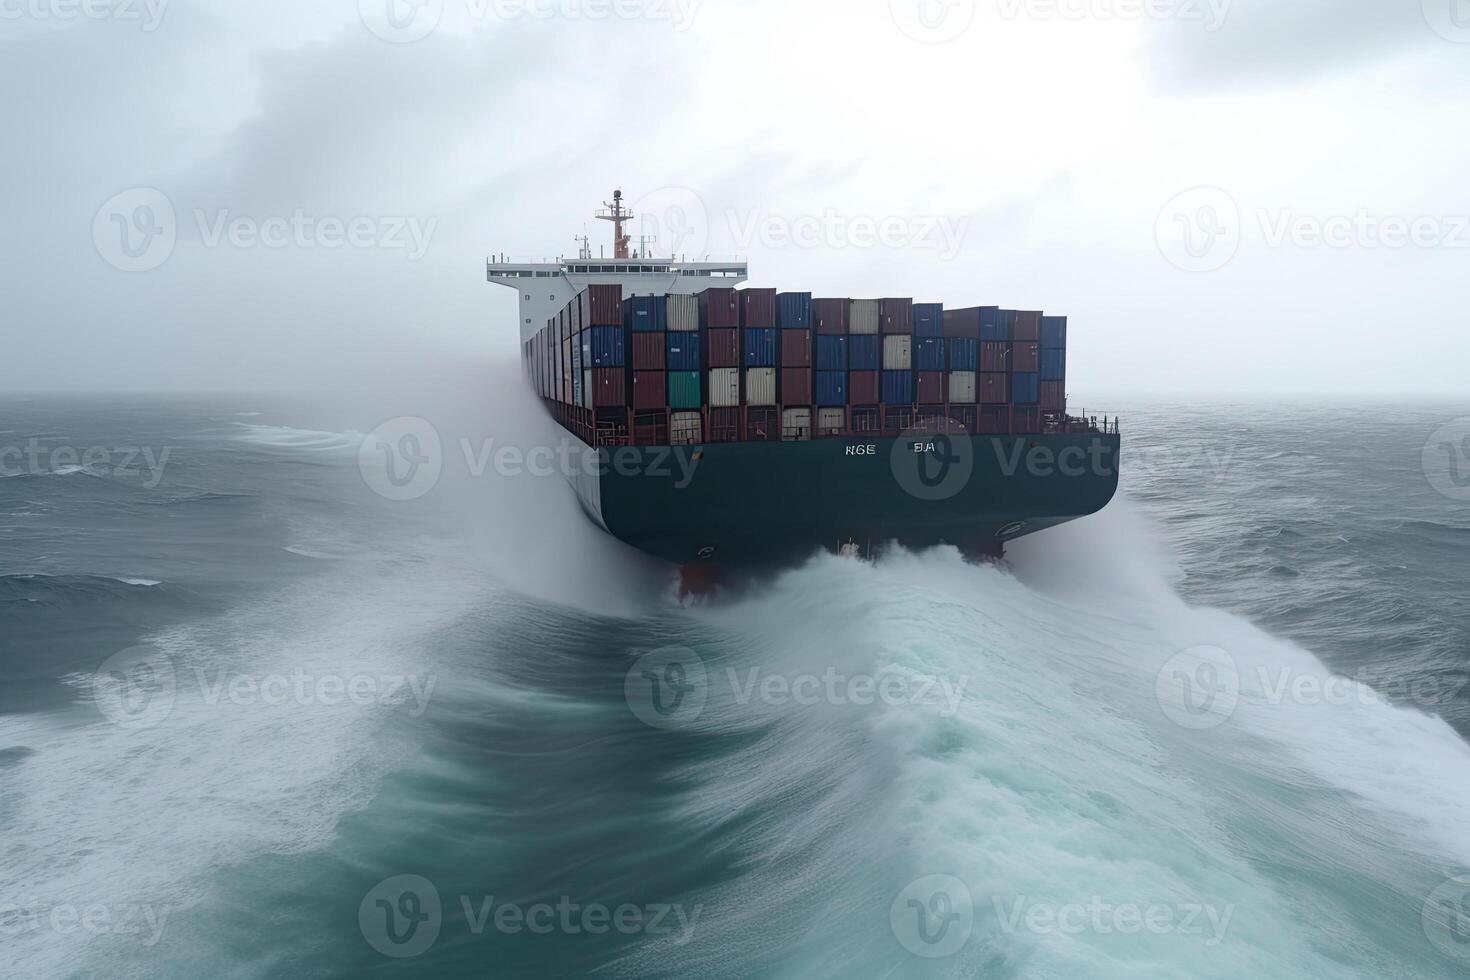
[566,429,1120,569]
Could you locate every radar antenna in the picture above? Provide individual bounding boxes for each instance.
[596,189,633,260]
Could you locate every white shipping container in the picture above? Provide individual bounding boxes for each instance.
[817,407,845,433]
[850,300,880,334]
[671,411,703,445]
[709,368,741,407]
[782,407,811,441]
[668,294,699,331]
[883,335,912,370]
[745,367,777,406]
[948,371,977,403]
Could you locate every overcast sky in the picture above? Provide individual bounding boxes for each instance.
[2,0,1466,396]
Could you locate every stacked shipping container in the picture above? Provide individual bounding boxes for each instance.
[529,284,1072,443]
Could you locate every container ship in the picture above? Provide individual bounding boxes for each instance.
[490,191,1119,590]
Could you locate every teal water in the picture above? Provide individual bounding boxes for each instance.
[1,385,1468,978]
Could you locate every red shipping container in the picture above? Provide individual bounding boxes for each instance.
[708,407,742,442]
[700,288,741,329]
[781,329,812,367]
[781,368,813,405]
[588,284,623,326]
[1011,342,1039,372]
[746,407,779,442]
[943,307,981,338]
[880,298,913,334]
[916,371,945,403]
[1040,380,1065,410]
[980,405,1010,434]
[1012,311,1041,341]
[980,342,1009,372]
[707,328,740,368]
[741,287,777,328]
[632,332,666,370]
[632,371,666,409]
[812,298,849,335]
[849,370,880,405]
[980,372,1010,403]
[1012,408,1041,433]
[592,368,627,407]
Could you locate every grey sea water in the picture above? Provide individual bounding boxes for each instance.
[2,382,1469,978]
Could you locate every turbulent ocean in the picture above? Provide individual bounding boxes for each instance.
[3,372,1469,979]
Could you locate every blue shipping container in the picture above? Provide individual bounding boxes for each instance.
[1040,315,1067,349]
[777,292,813,330]
[816,371,847,406]
[980,307,1009,342]
[847,334,880,370]
[915,337,945,371]
[624,295,667,332]
[914,303,944,337]
[947,337,978,371]
[666,332,701,371]
[816,335,848,371]
[1040,348,1066,380]
[587,325,625,367]
[881,370,913,404]
[1012,372,1040,404]
[743,328,778,367]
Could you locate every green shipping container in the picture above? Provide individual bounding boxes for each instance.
[668,371,702,409]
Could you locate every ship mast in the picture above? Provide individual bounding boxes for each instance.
[596,189,633,259]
